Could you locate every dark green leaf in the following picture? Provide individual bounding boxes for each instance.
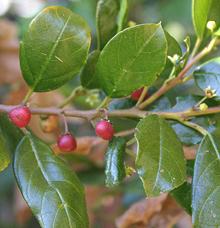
[165,31,182,58]
[148,96,172,112]
[96,23,167,98]
[135,115,186,197]
[20,6,91,92]
[192,0,220,38]
[96,0,120,50]
[192,133,220,227]
[171,182,192,214]
[117,0,128,32]
[187,160,195,177]
[155,31,182,86]
[169,95,200,112]
[109,98,134,111]
[194,57,220,99]
[172,119,215,145]
[14,133,88,227]
[0,114,23,172]
[169,95,217,145]
[105,137,126,187]
[80,50,100,89]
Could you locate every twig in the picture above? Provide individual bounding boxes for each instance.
[138,37,218,109]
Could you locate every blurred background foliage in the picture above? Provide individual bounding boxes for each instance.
[0,0,194,227]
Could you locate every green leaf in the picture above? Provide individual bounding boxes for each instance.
[105,137,126,187]
[135,115,186,197]
[14,133,89,227]
[192,133,220,227]
[20,6,91,92]
[194,57,220,99]
[109,98,134,111]
[192,0,212,38]
[0,114,23,172]
[156,31,182,85]
[96,23,167,98]
[80,50,100,89]
[96,0,120,50]
[117,0,128,32]
[192,0,220,38]
[0,135,10,172]
[169,95,217,145]
[148,96,172,112]
[171,182,192,214]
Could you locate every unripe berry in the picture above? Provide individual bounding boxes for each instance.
[8,106,31,128]
[95,120,114,140]
[199,103,208,111]
[57,133,77,152]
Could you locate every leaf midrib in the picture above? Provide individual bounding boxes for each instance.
[111,25,162,96]
[28,136,82,228]
[32,12,71,90]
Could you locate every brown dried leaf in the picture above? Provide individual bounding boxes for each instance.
[116,195,192,228]
[116,194,168,228]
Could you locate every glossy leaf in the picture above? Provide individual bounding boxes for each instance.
[148,96,172,112]
[0,114,23,172]
[194,57,220,99]
[156,31,182,84]
[169,95,217,145]
[14,133,88,227]
[171,182,192,214]
[192,0,220,38]
[20,6,91,92]
[192,0,212,38]
[117,0,128,32]
[105,137,126,187]
[96,23,167,98]
[96,0,120,50]
[80,50,100,89]
[165,31,182,58]
[192,133,220,227]
[135,115,186,197]
[109,98,134,111]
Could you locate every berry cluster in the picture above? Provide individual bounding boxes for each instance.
[8,106,115,153]
[8,87,147,152]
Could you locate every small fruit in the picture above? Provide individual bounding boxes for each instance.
[131,87,149,101]
[95,120,114,140]
[131,88,144,101]
[57,133,77,152]
[199,103,208,111]
[8,106,31,128]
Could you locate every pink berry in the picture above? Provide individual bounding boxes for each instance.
[8,106,31,128]
[57,133,77,152]
[95,120,114,140]
[131,87,149,101]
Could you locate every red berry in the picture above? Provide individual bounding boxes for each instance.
[131,88,144,101]
[8,106,31,128]
[131,87,149,101]
[95,120,114,140]
[57,133,77,152]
